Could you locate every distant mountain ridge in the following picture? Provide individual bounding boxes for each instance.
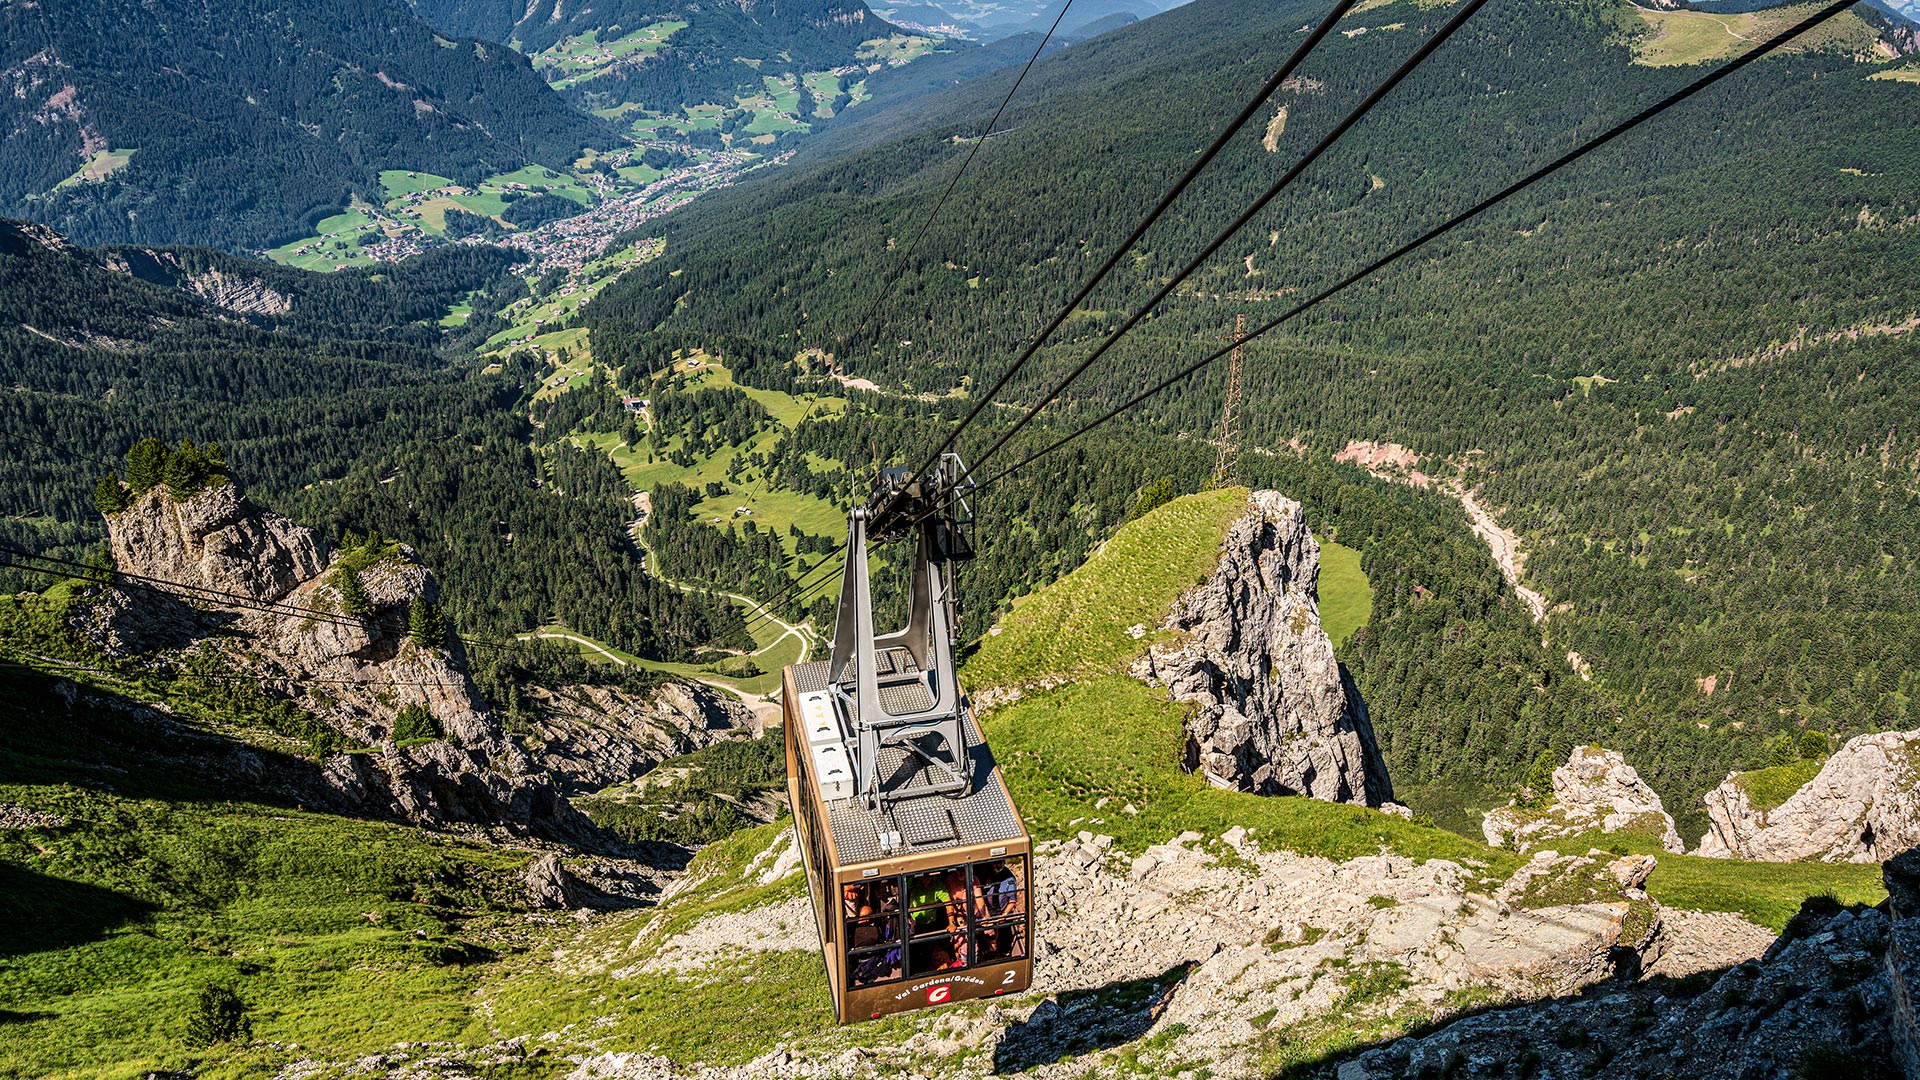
[0,0,617,250]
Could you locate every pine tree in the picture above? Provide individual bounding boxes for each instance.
[184,982,251,1047]
[93,473,129,515]
[392,703,443,743]
[160,438,208,494]
[82,545,116,585]
[125,438,170,494]
[1766,734,1798,768]
[334,569,370,617]
[408,596,445,649]
[1798,730,1829,760]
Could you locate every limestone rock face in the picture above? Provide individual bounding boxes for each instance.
[1482,745,1684,854]
[180,264,294,316]
[90,481,582,834]
[1346,899,1901,1080]
[109,483,327,604]
[1696,729,1920,862]
[522,681,755,798]
[1132,491,1390,806]
[523,853,579,910]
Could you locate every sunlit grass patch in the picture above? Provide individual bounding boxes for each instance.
[1628,3,1880,66]
[1318,540,1371,651]
[378,169,454,197]
[1732,758,1824,811]
[964,487,1249,691]
[985,675,1510,869]
[0,782,528,1078]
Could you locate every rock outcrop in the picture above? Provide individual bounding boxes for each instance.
[522,681,755,798]
[1696,729,1920,862]
[524,853,580,910]
[1483,745,1684,854]
[100,246,294,316]
[1888,848,1920,1080]
[1341,867,1911,1080]
[107,482,326,606]
[1132,491,1391,805]
[469,826,1796,1080]
[84,482,583,835]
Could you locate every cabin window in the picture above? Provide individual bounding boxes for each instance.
[844,858,1031,985]
[842,879,901,988]
[969,857,1028,963]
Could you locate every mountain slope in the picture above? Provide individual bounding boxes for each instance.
[0,0,617,250]
[0,220,742,659]
[578,0,1920,824]
[405,0,915,116]
[5,488,1889,1076]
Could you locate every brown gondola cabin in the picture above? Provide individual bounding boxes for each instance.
[783,458,1032,1023]
[782,661,1032,1022]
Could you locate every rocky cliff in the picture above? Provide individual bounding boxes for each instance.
[1132,491,1392,806]
[85,481,750,835]
[1697,729,1920,862]
[1483,745,1685,854]
[107,480,326,607]
[521,680,755,798]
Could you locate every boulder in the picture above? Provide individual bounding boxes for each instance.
[524,854,578,910]
[1696,730,1920,862]
[1132,491,1391,806]
[1482,745,1683,854]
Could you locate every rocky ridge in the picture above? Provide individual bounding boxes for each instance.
[81,481,750,834]
[521,680,755,798]
[1345,849,1920,1080]
[1483,745,1685,854]
[1131,491,1392,806]
[1698,729,1920,863]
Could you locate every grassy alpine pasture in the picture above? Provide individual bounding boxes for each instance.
[268,166,596,271]
[1318,540,1372,651]
[469,822,839,1066]
[489,239,662,360]
[856,34,938,67]
[529,615,810,696]
[1626,2,1882,66]
[1732,756,1826,811]
[51,148,138,191]
[575,355,850,561]
[263,207,384,271]
[378,169,455,197]
[533,22,687,91]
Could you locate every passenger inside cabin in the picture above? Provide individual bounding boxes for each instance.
[846,880,902,987]
[908,872,951,933]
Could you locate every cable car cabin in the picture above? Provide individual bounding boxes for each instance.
[784,457,1032,1023]
[782,660,1031,1022]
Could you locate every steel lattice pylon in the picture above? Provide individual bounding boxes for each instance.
[1211,313,1245,489]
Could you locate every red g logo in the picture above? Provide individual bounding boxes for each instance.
[928,985,952,1005]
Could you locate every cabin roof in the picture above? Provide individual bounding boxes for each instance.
[790,657,1026,866]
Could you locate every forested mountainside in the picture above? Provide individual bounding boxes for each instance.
[0,221,740,660]
[405,0,914,115]
[0,0,615,251]
[575,0,1920,827]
